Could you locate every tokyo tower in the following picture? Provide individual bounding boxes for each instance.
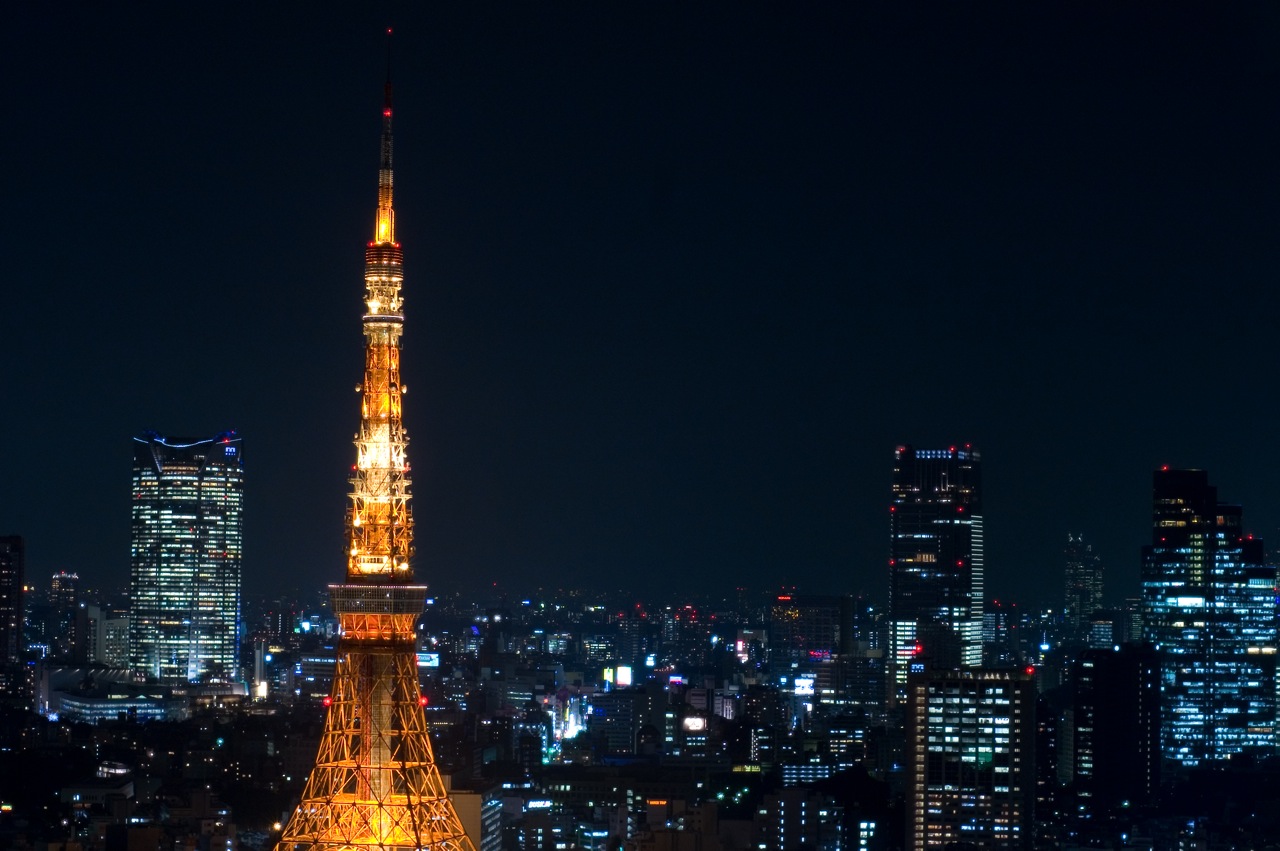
[277,61,476,851]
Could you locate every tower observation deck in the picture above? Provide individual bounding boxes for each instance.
[278,52,476,851]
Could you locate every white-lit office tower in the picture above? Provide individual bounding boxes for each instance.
[129,431,243,682]
[890,445,984,694]
[906,668,1036,850]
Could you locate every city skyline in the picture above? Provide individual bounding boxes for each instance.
[4,6,1280,606]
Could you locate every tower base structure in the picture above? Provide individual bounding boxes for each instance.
[278,584,475,851]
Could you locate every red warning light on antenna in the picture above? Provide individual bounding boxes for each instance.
[418,696,429,707]
[322,696,333,707]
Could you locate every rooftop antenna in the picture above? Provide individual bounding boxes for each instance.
[384,27,393,104]
[376,27,395,244]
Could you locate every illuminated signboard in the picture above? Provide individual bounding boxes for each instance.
[415,652,440,668]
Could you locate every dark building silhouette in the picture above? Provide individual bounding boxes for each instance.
[49,569,79,659]
[769,593,852,666]
[1141,468,1276,765]
[1063,644,1160,815]
[0,536,24,697]
[1062,533,1103,637]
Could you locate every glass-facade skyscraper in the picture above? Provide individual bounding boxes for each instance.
[1141,467,1276,765]
[1062,533,1103,637]
[890,445,984,691]
[129,431,243,683]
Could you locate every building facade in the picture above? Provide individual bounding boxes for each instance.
[906,668,1036,849]
[769,593,852,666]
[1140,467,1276,765]
[1062,533,1103,637]
[890,445,984,691]
[129,431,243,683]
[49,570,79,660]
[1063,644,1160,816]
[0,536,25,697]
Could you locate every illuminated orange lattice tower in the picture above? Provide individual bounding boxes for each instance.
[278,57,475,851]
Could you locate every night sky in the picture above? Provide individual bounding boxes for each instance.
[3,5,1279,606]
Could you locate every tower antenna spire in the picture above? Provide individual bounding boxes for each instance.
[375,27,395,245]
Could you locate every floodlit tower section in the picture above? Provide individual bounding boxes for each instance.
[278,63,476,851]
[349,74,410,583]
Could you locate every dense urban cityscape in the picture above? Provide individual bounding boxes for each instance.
[6,5,1280,851]
[3,448,1280,850]
[2,465,1280,849]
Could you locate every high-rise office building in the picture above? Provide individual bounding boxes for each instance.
[1141,467,1276,765]
[890,445,984,690]
[49,570,79,659]
[1062,533,1102,636]
[1062,644,1160,816]
[129,431,243,683]
[0,536,24,697]
[905,668,1036,849]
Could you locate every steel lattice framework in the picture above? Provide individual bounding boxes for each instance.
[278,61,476,851]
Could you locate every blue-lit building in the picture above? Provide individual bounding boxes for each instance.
[129,431,243,683]
[890,445,984,695]
[1141,468,1277,765]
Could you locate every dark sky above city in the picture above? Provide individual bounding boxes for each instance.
[3,4,1279,607]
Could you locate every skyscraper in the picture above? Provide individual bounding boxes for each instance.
[906,668,1036,849]
[1063,644,1160,816]
[890,445,984,691]
[0,536,24,697]
[129,431,243,683]
[49,570,79,659]
[278,64,475,851]
[1141,467,1277,765]
[1062,533,1102,637]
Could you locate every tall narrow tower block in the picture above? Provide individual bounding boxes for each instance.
[278,64,476,851]
[889,445,984,696]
